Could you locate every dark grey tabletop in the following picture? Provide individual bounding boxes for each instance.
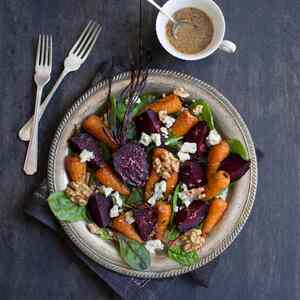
[0,0,299,299]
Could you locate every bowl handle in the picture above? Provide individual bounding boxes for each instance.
[219,40,237,54]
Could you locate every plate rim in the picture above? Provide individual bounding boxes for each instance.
[47,69,258,278]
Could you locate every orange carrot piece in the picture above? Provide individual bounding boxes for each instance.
[83,115,118,150]
[204,170,230,200]
[155,201,172,240]
[166,172,178,195]
[144,168,160,200]
[146,94,182,114]
[207,141,230,179]
[65,155,86,182]
[170,110,198,137]
[111,215,143,243]
[96,164,130,196]
[202,198,228,236]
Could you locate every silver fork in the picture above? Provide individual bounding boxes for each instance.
[19,20,102,142]
[24,35,52,175]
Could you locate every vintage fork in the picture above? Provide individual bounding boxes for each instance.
[19,20,102,142]
[24,35,52,175]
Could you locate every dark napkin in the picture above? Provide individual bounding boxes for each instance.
[24,61,263,299]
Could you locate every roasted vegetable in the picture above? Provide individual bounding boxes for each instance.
[144,168,160,200]
[155,201,171,240]
[113,143,149,187]
[83,115,118,150]
[176,201,209,232]
[170,110,198,137]
[65,155,86,182]
[220,154,250,182]
[204,170,230,200]
[96,163,130,196]
[134,205,157,241]
[87,193,112,227]
[69,133,103,167]
[135,109,161,134]
[179,159,206,189]
[146,94,182,114]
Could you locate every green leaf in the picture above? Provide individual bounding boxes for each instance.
[190,99,214,129]
[48,192,88,222]
[168,245,200,266]
[227,139,248,160]
[126,122,138,140]
[170,184,180,223]
[116,235,151,271]
[126,188,144,207]
[166,227,180,241]
[108,96,117,129]
[99,142,111,161]
[131,94,158,117]
[97,228,114,241]
[164,134,183,148]
[116,99,127,122]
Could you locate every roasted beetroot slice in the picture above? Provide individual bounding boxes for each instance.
[69,133,103,167]
[134,206,157,241]
[179,160,207,189]
[135,109,161,134]
[87,193,113,227]
[176,201,208,232]
[184,121,209,157]
[113,142,149,187]
[220,154,250,182]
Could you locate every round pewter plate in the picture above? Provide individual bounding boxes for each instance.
[48,69,257,278]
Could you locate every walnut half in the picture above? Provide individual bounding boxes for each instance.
[65,181,93,206]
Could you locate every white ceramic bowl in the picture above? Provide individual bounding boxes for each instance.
[156,0,236,60]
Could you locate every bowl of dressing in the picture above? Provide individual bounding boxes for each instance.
[156,0,237,61]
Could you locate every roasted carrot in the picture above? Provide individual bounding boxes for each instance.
[202,198,228,236]
[204,170,230,200]
[155,201,172,240]
[65,155,86,182]
[144,168,160,200]
[83,115,118,150]
[170,110,198,137]
[207,140,230,179]
[111,215,143,243]
[166,172,178,195]
[96,163,130,196]
[146,94,182,114]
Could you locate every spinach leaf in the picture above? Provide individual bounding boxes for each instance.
[131,94,158,117]
[99,142,111,161]
[126,188,144,207]
[164,134,183,148]
[170,184,180,223]
[48,192,87,222]
[116,98,127,122]
[166,227,180,242]
[190,99,214,129]
[168,245,200,266]
[97,228,114,241]
[116,235,151,271]
[127,122,138,140]
[227,139,247,160]
[108,96,117,129]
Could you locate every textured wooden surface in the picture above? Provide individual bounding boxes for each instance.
[0,0,299,299]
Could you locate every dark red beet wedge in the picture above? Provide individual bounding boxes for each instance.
[134,206,157,241]
[87,193,113,228]
[69,133,103,167]
[184,121,209,158]
[220,154,250,182]
[176,201,208,232]
[113,142,149,187]
[179,160,207,189]
[135,109,161,134]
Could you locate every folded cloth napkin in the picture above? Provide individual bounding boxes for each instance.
[24,61,263,300]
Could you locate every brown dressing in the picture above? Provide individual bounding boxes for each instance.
[166,7,214,54]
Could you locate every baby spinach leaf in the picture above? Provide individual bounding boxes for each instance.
[166,227,180,242]
[126,123,138,140]
[168,245,200,266]
[126,188,143,207]
[164,134,183,148]
[116,235,151,271]
[97,228,114,241]
[132,94,158,117]
[227,139,247,160]
[190,99,214,129]
[170,184,180,223]
[48,192,87,222]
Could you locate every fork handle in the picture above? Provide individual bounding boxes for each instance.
[23,86,44,175]
[19,69,70,142]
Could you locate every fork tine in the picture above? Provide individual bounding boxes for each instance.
[73,22,98,55]
[45,35,49,66]
[41,34,46,65]
[69,20,93,54]
[35,35,42,67]
[80,25,102,61]
[49,36,53,68]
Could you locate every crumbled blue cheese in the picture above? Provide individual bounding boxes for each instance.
[181,183,188,191]
[192,104,203,115]
[160,127,169,137]
[112,192,123,208]
[98,185,114,197]
[206,129,221,146]
[148,180,167,206]
[158,110,176,128]
[145,239,164,254]
[139,132,152,146]
[180,142,197,154]
[125,211,135,224]
[79,149,95,163]
[178,191,193,207]
[177,151,190,162]
[174,205,179,213]
[151,133,162,146]
[109,205,120,218]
